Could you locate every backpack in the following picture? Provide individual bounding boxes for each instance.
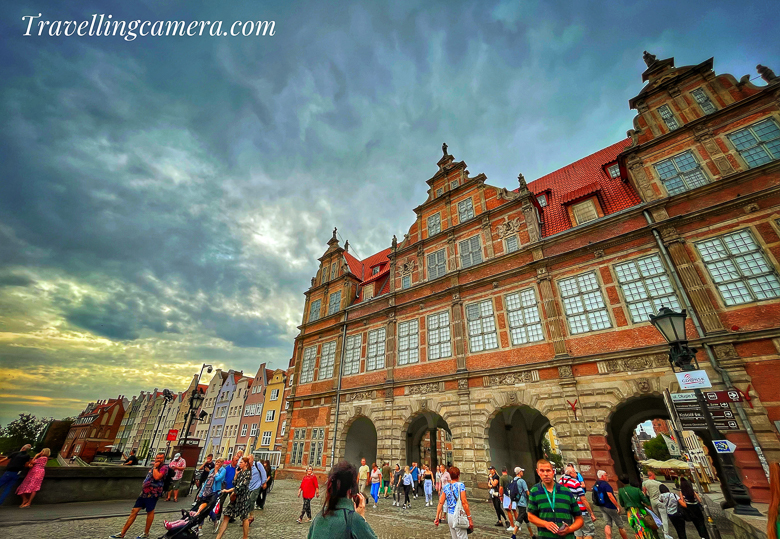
[591,481,607,507]
[508,477,527,504]
[162,465,176,491]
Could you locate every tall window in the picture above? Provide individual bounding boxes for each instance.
[343,334,362,375]
[270,389,280,400]
[653,151,709,195]
[426,311,451,360]
[398,320,419,365]
[559,272,612,334]
[309,299,321,322]
[280,421,286,437]
[327,291,341,315]
[265,410,275,422]
[466,300,498,352]
[330,263,337,280]
[261,431,272,446]
[505,235,519,253]
[401,274,411,289]
[363,285,374,301]
[428,213,441,236]
[537,194,548,207]
[728,119,780,168]
[450,180,459,190]
[457,198,475,222]
[696,229,780,305]
[250,424,258,437]
[318,341,337,379]
[308,428,325,467]
[571,199,599,225]
[691,88,716,115]
[299,346,317,384]
[614,255,680,322]
[366,328,386,370]
[427,249,447,279]
[658,104,679,131]
[291,428,306,464]
[459,236,483,268]
[505,288,544,345]
[241,424,247,436]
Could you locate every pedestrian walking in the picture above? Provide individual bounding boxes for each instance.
[197,454,214,488]
[527,458,584,539]
[593,470,629,539]
[658,484,685,539]
[410,462,420,498]
[16,448,50,508]
[298,466,320,523]
[423,465,434,506]
[500,467,516,530]
[109,451,169,539]
[489,465,511,528]
[215,456,252,539]
[679,478,709,539]
[440,464,451,489]
[256,460,273,510]
[165,453,186,502]
[381,462,391,498]
[307,460,378,539]
[402,466,413,509]
[358,458,370,495]
[510,466,535,539]
[618,475,658,539]
[246,455,264,523]
[392,464,403,506]
[643,472,664,532]
[435,465,443,494]
[435,466,473,539]
[559,463,597,539]
[0,444,31,506]
[369,462,382,507]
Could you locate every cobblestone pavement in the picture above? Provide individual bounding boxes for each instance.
[3,480,737,539]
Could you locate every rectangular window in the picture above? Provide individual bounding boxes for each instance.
[696,229,780,305]
[343,334,362,375]
[653,151,709,195]
[299,346,317,384]
[428,213,441,236]
[308,299,321,323]
[427,249,447,280]
[436,187,443,197]
[261,431,272,446]
[559,272,612,334]
[265,410,275,422]
[614,254,680,322]
[691,88,716,115]
[401,274,411,289]
[327,291,341,315]
[366,328,386,370]
[728,119,780,168]
[537,194,548,207]
[372,266,380,275]
[308,428,325,466]
[466,300,499,352]
[291,428,306,464]
[450,180,459,190]
[505,288,544,345]
[250,424,258,437]
[427,310,451,360]
[571,199,599,225]
[658,104,680,131]
[505,235,519,253]
[318,341,337,379]
[363,285,374,300]
[607,164,621,179]
[240,424,247,437]
[280,421,286,437]
[330,263,337,280]
[457,198,475,222]
[270,389,280,400]
[398,319,419,365]
[459,236,483,268]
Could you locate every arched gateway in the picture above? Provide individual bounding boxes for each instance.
[404,411,451,470]
[343,416,377,467]
[487,405,552,482]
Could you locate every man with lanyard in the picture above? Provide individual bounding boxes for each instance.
[247,454,264,522]
[558,464,597,539]
[489,465,510,528]
[511,467,536,539]
[110,452,169,539]
[528,459,583,539]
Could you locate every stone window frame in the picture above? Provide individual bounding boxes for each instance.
[401,274,411,289]
[327,290,341,315]
[459,235,483,269]
[504,287,545,346]
[694,227,780,307]
[308,299,321,322]
[426,310,451,360]
[652,150,710,196]
[428,212,442,236]
[330,263,338,281]
[397,318,420,366]
[726,118,780,169]
[657,104,680,131]
[613,254,681,324]
[570,198,600,226]
[299,346,317,384]
[427,248,447,280]
[317,341,337,380]
[457,197,475,223]
[308,427,325,466]
[557,270,613,335]
[450,179,459,190]
[691,87,716,115]
[343,334,362,376]
[366,327,386,371]
[465,298,499,353]
[505,234,520,254]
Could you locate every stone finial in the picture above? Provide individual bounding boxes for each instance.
[442,142,448,156]
[518,173,527,190]
[643,51,657,67]
[331,227,338,241]
[757,64,777,83]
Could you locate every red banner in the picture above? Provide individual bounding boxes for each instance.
[166,429,179,441]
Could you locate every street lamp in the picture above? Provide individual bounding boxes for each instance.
[145,388,175,466]
[650,307,759,516]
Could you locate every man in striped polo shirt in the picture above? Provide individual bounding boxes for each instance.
[558,464,597,539]
[527,459,583,539]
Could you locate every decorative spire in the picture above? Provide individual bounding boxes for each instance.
[643,51,657,67]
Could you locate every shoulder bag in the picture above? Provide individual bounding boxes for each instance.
[453,483,470,529]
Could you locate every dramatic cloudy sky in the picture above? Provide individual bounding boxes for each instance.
[1,0,778,426]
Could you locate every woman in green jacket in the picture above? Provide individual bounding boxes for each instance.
[308,461,377,539]
[618,475,658,539]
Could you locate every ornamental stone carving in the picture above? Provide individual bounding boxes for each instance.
[481,215,491,229]
[598,354,668,373]
[347,391,373,402]
[713,344,739,360]
[399,259,415,276]
[496,218,522,239]
[385,387,393,399]
[457,378,468,390]
[594,250,605,258]
[744,203,760,214]
[484,371,539,386]
[558,365,573,378]
[637,378,652,393]
[497,188,520,201]
[408,382,441,395]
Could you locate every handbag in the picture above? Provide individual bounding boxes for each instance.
[452,484,470,529]
[641,509,659,531]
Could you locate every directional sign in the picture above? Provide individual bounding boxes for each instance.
[713,440,737,454]
[703,390,743,404]
[674,402,731,412]
[663,434,681,457]
[671,392,697,402]
[683,420,739,431]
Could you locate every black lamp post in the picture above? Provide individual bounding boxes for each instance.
[181,388,206,448]
[145,388,175,466]
[649,307,759,516]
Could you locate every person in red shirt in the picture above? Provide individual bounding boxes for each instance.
[297,466,320,523]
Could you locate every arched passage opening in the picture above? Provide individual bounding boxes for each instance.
[488,405,552,483]
[344,416,377,468]
[405,412,451,470]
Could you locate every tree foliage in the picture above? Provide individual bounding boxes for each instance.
[0,414,51,454]
[542,436,564,472]
[643,434,672,461]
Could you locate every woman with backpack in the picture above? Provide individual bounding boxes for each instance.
[307,461,377,539]
[435,466,473,539]
[658,484,686,539]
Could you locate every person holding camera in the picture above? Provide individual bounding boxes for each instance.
[307,461,377,538]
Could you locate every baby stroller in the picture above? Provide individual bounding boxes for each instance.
[157,491,221,539]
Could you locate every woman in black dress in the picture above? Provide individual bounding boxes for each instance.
[216,457,252,539]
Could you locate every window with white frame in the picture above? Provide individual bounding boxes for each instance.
[691,88,716,115]
[343,334,362,375]
[450,180,459,190]
[607,164,621,179]
[466,300,498,352]
[308,299,321,322]
[250,424,258,437]
[505,235,519,253]
[265,409,275,422]
[428,213,441,236]
[505,288,544,345]
[401,274,411,289]
[398,319,419,365]
[327,291,341,315]
[559,272,612,334]
[457,198,475,222]
[614,254,680,322]
[658,104,680,131]
[571,199,599,225]
[728,119,780,168]
[363,284,373,300]
[459,236,483,268]
[270,389,280,400]
[280,420,286,437]
[372,266,380,275]
[299,346,317,384]
[427,249,447,280]
[291,428,306,464]
[695,229,780,305]
[366,328,386,370]
[308,427,325,467]
[261,431,272,446]
[318,341,337,379]
[653,151,709,195]
[426,310,451,360]
[537,194,548,207]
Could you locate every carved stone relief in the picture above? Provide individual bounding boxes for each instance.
[347,391,373,402]
[558,365,573,378]
[744,203,760,214]
[598,354,668,373]
[457,378,468,390]
[483,370,539,386]
[594,250,605,258]
[399,259,415,276]
[496,218,522,239]
[713,344,739,360]
[408,382,441,395]
[636,378,652,393]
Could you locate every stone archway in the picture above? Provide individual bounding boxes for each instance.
[343,416,377,468]
[487,405,552,483]
[404,411,451,471]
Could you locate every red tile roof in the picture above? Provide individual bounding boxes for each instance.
[528,139,641,237]
[344,251,365,279]
[343,247,392,303]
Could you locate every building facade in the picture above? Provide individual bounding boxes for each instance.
[258,370,285,456]
[61,397,128,462]
[277,52,780,503]
[236,365,272,455]
[221,375,252,459]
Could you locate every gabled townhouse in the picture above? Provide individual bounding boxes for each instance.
[205,370,243,458]
[196,370,228,460]
[257,370,285,458]
[236,364,272,455]
[221,375,253,459]
[61,396,128,463]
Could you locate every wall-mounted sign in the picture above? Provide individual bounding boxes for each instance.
[676,370,712,390]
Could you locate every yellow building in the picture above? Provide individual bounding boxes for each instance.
[258,369,285,451]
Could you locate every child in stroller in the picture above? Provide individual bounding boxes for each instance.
[158,490,221,539]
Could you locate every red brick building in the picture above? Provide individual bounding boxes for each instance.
[61,397,128,462]
[278,52,780,504]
